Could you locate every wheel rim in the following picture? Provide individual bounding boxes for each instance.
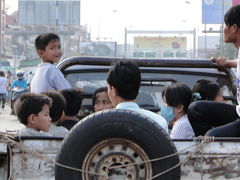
[82,138,152,180]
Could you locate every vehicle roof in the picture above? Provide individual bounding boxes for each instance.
[57,56,230,76]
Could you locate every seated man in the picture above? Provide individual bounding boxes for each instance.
[106,60,168,133]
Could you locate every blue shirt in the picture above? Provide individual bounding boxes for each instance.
[10,79,27,89]
[116,102,168,133]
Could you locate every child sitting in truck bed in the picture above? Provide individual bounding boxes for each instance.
[14,93,52,136]
[42,90,69,137]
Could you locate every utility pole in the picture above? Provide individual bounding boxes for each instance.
[0,0,3,57]
[220,0,224,56]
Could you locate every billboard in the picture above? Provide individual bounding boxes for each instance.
[19,0,80,25]
[133,36,187,58]
[202,0,240,24]
[134,36,187,51]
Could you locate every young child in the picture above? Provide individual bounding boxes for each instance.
[15,93,52,136]
[57,88,83,130]
[42,90,69,137]
[192,79,223,102]
[161,82,195,139]
[31,32,71,93]
[92,87,113,112]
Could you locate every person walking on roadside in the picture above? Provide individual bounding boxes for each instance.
[0,71,8,110]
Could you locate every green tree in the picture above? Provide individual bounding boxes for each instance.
[215,43,238,59]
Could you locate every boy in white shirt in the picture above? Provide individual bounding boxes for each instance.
[31,32,71,93]
[14,93,52,137]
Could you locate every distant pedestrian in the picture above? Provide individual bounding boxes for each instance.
[26,71,34,89]
[0,71,8,109]
[31,32,71,93]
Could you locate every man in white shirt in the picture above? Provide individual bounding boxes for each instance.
[0,71,8,109]
[106,60,168,133]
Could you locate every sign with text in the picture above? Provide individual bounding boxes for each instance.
[202,0,240,24]
[134,36,187,51]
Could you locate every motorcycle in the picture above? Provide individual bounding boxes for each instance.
[10,87,27,114]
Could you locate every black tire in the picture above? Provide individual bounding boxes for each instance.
[55,109,180,180]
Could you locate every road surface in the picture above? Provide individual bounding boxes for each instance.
[0,103,24,132]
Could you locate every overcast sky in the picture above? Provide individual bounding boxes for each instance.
[6,0,202,43]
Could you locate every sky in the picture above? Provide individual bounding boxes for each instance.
[6,0,202,43]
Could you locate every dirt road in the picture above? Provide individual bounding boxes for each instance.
[0,104,24,132]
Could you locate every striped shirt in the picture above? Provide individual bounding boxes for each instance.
[170,114,195,139]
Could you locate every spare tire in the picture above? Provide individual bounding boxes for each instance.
[55,109,180,180]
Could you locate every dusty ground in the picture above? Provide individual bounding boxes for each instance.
[0,103,24,132]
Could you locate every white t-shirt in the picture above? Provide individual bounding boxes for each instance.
[116,102,168,133]
[17,128,51,137]
[30,62,71,93]
[170,114,195,139]
[0,76,8,94]
[48,123,69,137]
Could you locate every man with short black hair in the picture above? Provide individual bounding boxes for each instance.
[107,60,168,133]
[188,5,240,137]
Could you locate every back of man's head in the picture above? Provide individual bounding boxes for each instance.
[35,32,60,51]
[107,60,141,100]
[224,5,240,27]
[61,88,82,117]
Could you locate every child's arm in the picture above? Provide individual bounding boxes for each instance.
[52,68,72,90]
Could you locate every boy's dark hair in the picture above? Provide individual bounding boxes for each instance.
[92,87,108,107]
[14,93,52,125]
[162,82,192,113]
[192,79,220,101]
[107,60,141,100]
[35,32,60,51]
[224,5,240,27]
[60,88,82,116]
[42,91,66,122]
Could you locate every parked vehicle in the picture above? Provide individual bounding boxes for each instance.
[0,57,239,180]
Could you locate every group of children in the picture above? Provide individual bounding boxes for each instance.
[13,4,240,139]
[14,32,80,137]
[16,89,83,137]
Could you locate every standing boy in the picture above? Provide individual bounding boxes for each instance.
[14,93,52,136]
[31,33,71,93]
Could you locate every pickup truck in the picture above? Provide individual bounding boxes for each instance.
[0,57,239,180]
